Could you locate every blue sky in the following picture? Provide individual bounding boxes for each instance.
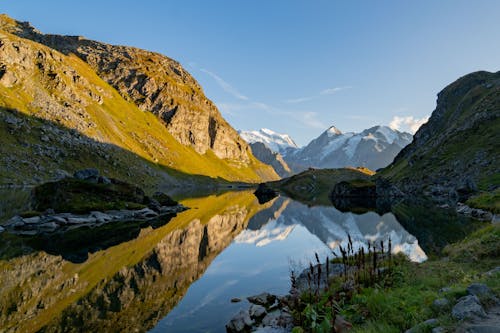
[3,0,500,145]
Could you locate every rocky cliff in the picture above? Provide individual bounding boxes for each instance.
[0,14,278,185]
[381,71,500,202]
[249,142,292,178]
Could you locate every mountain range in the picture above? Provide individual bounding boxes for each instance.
[0,14,278,187]
[240,125,413,176]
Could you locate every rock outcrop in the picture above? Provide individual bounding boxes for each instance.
[249,142,292,178]
[381,71,500,201]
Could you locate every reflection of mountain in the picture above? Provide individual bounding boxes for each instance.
[0,191,269,333]
[236,199,427,262]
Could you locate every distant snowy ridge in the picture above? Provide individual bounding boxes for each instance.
[239,128,299,154]
[284,125,413,173]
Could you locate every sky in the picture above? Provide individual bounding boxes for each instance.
[2,1,500,146]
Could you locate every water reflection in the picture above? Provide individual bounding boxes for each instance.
[0,191,481,333]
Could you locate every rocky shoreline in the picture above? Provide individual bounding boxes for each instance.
[1,205,186,235]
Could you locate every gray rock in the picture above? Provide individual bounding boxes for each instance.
[433,298,450,311]
[247,293,277,307]
[49,216,68,225]
[492,215,500,224]
[98,176,111,184]
[485,267,500,277]
[90,211,113,223]
[73,168,99,182]
[0,226,4,233]
[464,325,500,333]
[23,216,41,224]
[134,208,159,219]
[4,215,24,227]
[468,283,494,299]
[226,310,254,333]
[67,216,97,224]
[249,304,267,320]
[452,295,487,320]
[261,310,293,329]
[432,327,445,333]
[439,287,452,293]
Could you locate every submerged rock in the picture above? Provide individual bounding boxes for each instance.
[226,310,254,333]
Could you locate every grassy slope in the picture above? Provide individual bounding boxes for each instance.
[0,191,270,333]
[266,168,374,205]
[0,29,277,185]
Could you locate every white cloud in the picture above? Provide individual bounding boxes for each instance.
[320,86,352,95]
[285,96,315,104]
[389,115,429,134]
[200,69,248,101]
[285,86,352,104]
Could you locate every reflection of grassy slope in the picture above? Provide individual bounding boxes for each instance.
[0,30,277,185]
[0,191,267,333]
[267,168,373,206]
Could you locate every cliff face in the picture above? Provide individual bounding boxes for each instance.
[381,71,500,200]
[0,15,278,185]
[1,15,253,162]
[249,142,292,178]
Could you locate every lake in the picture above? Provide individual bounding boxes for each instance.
[0,190,479,332]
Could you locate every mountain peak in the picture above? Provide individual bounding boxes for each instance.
[326,125,342,137]
[239,128,298,153]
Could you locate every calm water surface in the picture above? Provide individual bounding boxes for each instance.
[0,190,478,332]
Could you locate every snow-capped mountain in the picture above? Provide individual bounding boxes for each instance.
[239,128,298,154]
[284,125,412,173]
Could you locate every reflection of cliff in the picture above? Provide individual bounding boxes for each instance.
[0,191,268,333]
[236,200,428,262]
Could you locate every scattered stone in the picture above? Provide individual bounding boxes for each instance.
[431,327,445,333]
[50,215,68,225]
[90,211,113,223]
[247,293,277,307]
[134,208,159,219]
[38,222,58,231]
[439,287,452,293]
[0,226,4,233]
[452,295,487,320]
[4,215,25,227]
[67,216,97,224]
[433,298,450,311]
[23,216,41,224]
[226,310,254,333]
[230,298,241,303]
[261,310,293,329]
[405,318,439,333]
[249,304,267,320]
[98,176,111,184]
[463,325,500,333]
[484,267,500,277]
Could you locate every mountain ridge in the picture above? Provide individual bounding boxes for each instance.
[0,14,278,186]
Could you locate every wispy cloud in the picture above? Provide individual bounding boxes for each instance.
[285,86,352,104]
[200,68,248,101]
[389,115,429,134]
[288,111,326,129]
[285,96,315,104]
[320,86,352,95]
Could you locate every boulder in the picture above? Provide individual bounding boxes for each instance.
[247,293,277,307]
[226,310,254,333]
[452,295,487,320]
[0,226,4,233]
[134,208,159,219]
[249,304,267,320]
[67,216,97,224]
[261,310,293,329]
[467,283,498,304]
[23,216,41,224]
[90,211,113,223]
